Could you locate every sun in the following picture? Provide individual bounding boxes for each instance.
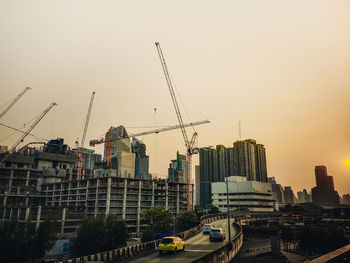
[345,160,350,167]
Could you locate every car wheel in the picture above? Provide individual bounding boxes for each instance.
[183,245,185,251]
[159,250,163,255]
[174,247,177,254]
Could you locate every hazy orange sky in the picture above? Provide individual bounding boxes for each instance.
[0,0,349,195]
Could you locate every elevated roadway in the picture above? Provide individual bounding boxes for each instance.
[126,218,238,263]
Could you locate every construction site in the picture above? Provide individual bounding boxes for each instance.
[0,43,210,236]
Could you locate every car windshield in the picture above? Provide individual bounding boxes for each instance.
[212,229,221,233]
[161,238,173,244]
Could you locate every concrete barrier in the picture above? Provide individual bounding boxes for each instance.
[59,213,278,263]
[191,214,278,263]
[58,214,227,263]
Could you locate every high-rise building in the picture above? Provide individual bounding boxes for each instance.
[283,186,297,204]
[103,126,135,178]
[199,139,269,209]
[224,147,235,178]
[132,138,149,180]
[311,166,340,206]
[168,151,187,184]
[268,177,284,210]
[297,189,311,203]
[104,126,131,158]
[194,165,200,206]
[233,139,268,182]
[216,145,226,182]
[233,139,257,181]
[256,144,268,182]
[199,147,217,210]
[341,194,350,205]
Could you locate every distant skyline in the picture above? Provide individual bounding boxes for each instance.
[0,0,349,195]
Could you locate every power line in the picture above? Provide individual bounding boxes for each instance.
[0,122,49,142]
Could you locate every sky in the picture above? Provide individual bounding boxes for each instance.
[0,0,349,195]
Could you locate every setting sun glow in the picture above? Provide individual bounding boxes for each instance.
[345,160,350,168]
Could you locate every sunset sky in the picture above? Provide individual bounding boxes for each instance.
[1,0,349,195]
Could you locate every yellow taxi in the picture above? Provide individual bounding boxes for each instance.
[158,236,185,254]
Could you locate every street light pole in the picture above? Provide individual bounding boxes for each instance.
[236,182,241,212]
[225,176,231,242]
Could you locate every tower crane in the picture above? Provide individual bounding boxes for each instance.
[76,92,95,180]
[0,102,57,166]
[155,42,208,210]
[0,87,31,119]
[89,119,210,167]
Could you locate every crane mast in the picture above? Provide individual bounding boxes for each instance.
[155,42,204,210]
[81,92,95,148]
[155,42,190,148]
[0,87,31,119]
[0,102,57,166]
[77,91,96,180]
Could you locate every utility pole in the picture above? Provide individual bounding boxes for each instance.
[225,176,231,242]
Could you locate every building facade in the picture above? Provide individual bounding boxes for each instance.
[168,151,187,184]
[41,176,190,233]
[233,139,267,182]
[283,186,297,204]
[311,166,340,207]
[199,147,217,210]
[211,176,274,212]
[132,138,149,180]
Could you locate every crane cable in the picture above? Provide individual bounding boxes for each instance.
[0,121,49,142]
[168,68,197,134]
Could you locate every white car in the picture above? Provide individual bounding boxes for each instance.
[203,224,213,234]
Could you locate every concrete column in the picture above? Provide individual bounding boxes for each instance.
[8,170,13,189]
[151,181,155,207]
[122,178,127,220]
[192,184,195,210]
[9,208,13,221]
[3,194,7,206]
[25,170,30,187]
[2,208,6,222]
[137,181,142,234]
[94,179,99,217]
[17,208,21,221]
[165,182,169,210]
[61,207,66,235]
[35,206,42,230]
[176,184,180,215]
[86,180,89,215]
[106,177,111,215]
[25,207,30,222]
[58,183,62,207]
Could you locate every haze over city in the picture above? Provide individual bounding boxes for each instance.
[1,0,349,195]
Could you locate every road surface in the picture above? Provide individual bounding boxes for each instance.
[126,219,238,263]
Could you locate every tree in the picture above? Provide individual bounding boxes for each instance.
[142,206,172,233]
[31,217,59,260]
[299,226,315,256]
[281,225,294,250]
[209,206,219,214]
[194,205,204,218]
[176,210,199,232]
[141,228,156,242]
[71,214,128,257]
[0,219,57,263]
